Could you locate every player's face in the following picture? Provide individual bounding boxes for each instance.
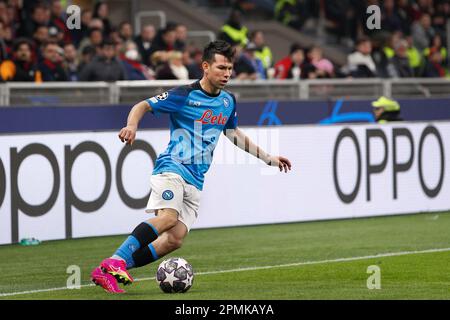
[204,54,233,90]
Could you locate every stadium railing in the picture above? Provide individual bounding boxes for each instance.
[1,78,450,106]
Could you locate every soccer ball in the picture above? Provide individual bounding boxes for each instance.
[156,257,194,293]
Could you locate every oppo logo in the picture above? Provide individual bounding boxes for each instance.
[0,140,156,243]
[333,126,445,204]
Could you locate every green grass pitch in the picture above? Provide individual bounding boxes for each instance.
[0,212,449,300]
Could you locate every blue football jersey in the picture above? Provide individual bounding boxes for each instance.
[145,81,238,190]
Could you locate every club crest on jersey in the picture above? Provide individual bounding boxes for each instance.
[162,190,174,200]
[223,98,230,108]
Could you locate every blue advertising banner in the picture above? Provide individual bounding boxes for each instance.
[1,98,449,133]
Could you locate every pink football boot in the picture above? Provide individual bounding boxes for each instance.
[100,258,134,285]
[91,267,125,293]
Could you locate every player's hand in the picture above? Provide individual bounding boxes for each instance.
[267,155,292,173]
[118,125,137,145]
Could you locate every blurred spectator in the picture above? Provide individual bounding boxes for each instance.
[135,24,156,67]
[78,45,96,74]
[346,36,377,78]
[70,9,92,48]
[18,2,50,39]
[244,42,266,79]
[274,43,304,79]
[274,0,309,30]
[0,20,9,62]
[49,0,71,45]
[423,48,447,77]
[386,39,414,78]
[218,9,248,46]
[0,13,13,51]
[250,30,273,71]
[383,31,403,60]
[88,17,104,32]
[48,25,64,46]
[174,23,188,52]
[233,44,258,80]
[37,41,68,81]
[156,50,189,80]
[119,21,135,44]
[79,40,126,81]
[93,1,112,37]
[411,13,435,52]
[324,0,358,47]
[120,40,154,80]
[63,43,79,81]
[410,0,434,20]
[32,25,49,60]
[78,27,103,56]
[371,35,390,78]
[424,34,447,63]
[372,96,403,123]
[432,0,450,41]
[405,35,423,77]
[0,1,9,25]
[307,46,334,78]
[149,25,177,68]
[185,48,203,79]
[109,27,123,51]
[232,0,276,18]
[380,0,403,33]
[0,38,40,81]
[396,0,413,35]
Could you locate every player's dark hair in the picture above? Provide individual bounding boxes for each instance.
[202,40,235,64]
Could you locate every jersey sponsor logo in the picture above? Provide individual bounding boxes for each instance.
[196,110,228,125]
[188,100,202,107]
[162,190,174,200]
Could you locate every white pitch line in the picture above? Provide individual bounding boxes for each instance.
[1,247,449,298]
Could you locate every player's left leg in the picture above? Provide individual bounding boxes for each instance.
[132,219,188,266]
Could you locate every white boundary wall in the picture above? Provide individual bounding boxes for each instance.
[0,121,449,245]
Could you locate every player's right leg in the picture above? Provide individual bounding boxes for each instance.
[92,172,189,292]
[99,209,179,285]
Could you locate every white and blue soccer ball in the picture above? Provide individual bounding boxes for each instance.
[156,257,194,293]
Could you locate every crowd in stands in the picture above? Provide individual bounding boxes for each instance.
[0,0,203,82]
[217,0,450,79]
[0,0,449,83]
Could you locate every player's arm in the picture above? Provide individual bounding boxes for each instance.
[118,100,152,145]
[225,127,292,173]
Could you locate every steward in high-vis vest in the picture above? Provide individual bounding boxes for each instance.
[372,96,403,123]
[274,0,304,29]
[250,30,273,70]
[218,9,248,46]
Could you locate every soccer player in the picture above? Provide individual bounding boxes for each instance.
[91,40,292,293]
